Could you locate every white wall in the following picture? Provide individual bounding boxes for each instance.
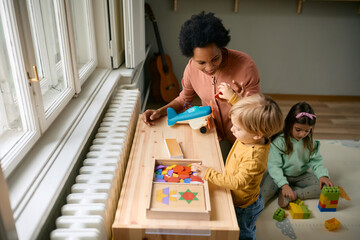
[145,0,360,96]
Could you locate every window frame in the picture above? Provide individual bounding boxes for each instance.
[26,0,76,131]
[66,0,97,92]
[0,0,41,177]
[1,0,99,177]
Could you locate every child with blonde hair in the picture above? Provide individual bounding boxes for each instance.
[192,90,283,240]
[261,102,334,208]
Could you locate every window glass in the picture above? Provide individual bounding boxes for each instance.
[35,0,67,112]
[0,17,23,158]
[71,0,91,70]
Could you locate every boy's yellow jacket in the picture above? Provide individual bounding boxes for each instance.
[204,140,269,208]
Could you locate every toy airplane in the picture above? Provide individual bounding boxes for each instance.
[167,105,213,133]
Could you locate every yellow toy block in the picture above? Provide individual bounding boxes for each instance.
[289,203,303,219]
[289,202,310,219]
[325,218,340,231]
[319,194,327,204]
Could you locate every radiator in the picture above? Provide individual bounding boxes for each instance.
[50,89,141,239]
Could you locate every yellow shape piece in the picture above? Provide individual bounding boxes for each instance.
[161,169,168,175]
[156,189,167,203]
[169,190,177,201]
[173,173,178,177]
[166,164,177,170]
[180,179,184,183]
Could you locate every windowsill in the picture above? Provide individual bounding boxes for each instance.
[6,67,134,239]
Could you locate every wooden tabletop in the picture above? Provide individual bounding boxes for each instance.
[112,115,239,240]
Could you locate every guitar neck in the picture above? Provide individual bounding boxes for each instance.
[152,21,168,73]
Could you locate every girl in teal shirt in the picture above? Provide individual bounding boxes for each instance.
[261,102,334,207]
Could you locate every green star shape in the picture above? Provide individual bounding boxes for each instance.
[179,189,199,204]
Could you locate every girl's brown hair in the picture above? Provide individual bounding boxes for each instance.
[283,102,317,155]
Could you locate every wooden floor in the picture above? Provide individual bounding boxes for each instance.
[145,94,360,140]
[268,95,360,140]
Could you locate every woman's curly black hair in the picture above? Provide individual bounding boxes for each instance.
[179,12,231,57]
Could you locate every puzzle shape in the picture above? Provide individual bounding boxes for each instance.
[179,189,199,204]
[318,186,340,212]
[156,187,178,205]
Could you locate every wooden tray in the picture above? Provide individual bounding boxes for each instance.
[146,158,211,220]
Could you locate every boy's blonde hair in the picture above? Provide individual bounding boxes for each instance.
[229,93,283,139]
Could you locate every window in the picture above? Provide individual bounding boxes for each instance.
[0,0,97,177]
[0,0,40,177]
[69,0,97,87]
[0,18,21,139]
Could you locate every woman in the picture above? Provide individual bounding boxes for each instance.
[143,12,260,151]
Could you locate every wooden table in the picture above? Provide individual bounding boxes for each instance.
[112,115,239,239]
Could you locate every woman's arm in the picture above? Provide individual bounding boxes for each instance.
[142,100,183,126]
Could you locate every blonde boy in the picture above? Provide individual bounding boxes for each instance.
[192,93,283,240]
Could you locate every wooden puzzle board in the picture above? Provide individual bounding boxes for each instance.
[150,183,206,211]
[146,158,211,220]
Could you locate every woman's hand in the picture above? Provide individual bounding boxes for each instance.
[218,83,235,101]
[190,163,207,178]
[281,184,297,201]
[231,80,250,98]
[319,176,334,188]
[142,109,162,126]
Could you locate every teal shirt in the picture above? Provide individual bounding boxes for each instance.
[268,134,329,188]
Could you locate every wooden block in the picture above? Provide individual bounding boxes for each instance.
[164,138,183,158]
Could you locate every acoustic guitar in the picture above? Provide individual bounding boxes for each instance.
[145,3,180,103]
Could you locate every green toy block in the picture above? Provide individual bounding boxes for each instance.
[300,205,311,219]
[273,207,285,221]
[321,186,340,201]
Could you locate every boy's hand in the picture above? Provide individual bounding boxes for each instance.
[319,176,334,188]
[191,163,207,178]
[281,184,296,201]
[218,83,235,101]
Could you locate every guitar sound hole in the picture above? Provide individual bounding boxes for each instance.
[165,84,175,90]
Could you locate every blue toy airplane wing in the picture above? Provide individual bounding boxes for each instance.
[167,107,178,126]
[167,106,211,126]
